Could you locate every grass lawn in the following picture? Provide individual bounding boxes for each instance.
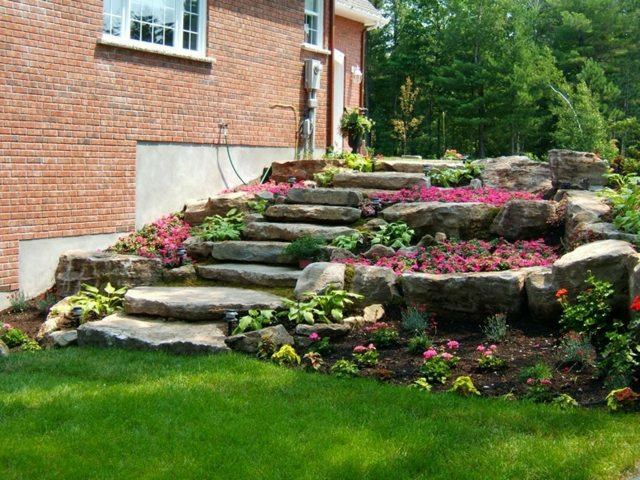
[1,349,639,480]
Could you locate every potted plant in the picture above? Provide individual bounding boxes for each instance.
[340,108,374,153]
[284,235,326,269]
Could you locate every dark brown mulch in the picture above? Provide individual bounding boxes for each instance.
[0,308,47,338]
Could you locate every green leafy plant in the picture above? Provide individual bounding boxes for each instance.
[449,376,480,397]
[9,292,29,313]
[606,387,639,412]
[401,306,433,334]
[1,325,30,348]
[477,345,507,372]
[302,352,324,372]
[257,335,276,360]
[420,356,453,385]
[552,394,579,410]
[280,299,323,325]
[247,198,269,214]
[68,283,127,323]
[313,166,348,187]
[599,331,638,388]
[366,323,400,348]
[371,222,414,249]
[307,333,333,355]
[339,108,374,151]
[407,334,433,355]
[271,345,301,367]
[283,236,326,262]
[429,162,482,187]
[36,293,57,314]
[410,377,433,392]
[330,359,359,378]
[558,332,596,369]
[233,309,275,335]
[352,344,379,367]
[192,209,245,242]
[313,289,363,323]
[332,232,365,251]
[482,313,509,342]
[600,174,640,234]
[20,339,42,352]
[519,362,553,383]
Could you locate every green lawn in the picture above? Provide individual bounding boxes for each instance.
[1,349,639,480]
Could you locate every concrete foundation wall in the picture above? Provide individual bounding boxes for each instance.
[136,143,297,227]
[18,233,123,299]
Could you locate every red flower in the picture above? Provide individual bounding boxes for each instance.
[555,288,569,299]
[630,296,640,312]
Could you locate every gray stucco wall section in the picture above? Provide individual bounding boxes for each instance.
[18,233,123,299]
[0,292,10,312]
[135,143,297,228]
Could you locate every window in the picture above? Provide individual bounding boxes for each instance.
[103,0,205,54]
[304,0,323,47]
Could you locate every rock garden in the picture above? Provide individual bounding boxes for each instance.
[3,150,640,412]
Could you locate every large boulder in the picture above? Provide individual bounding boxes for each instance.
[350,265,401,305]
[55,251,163,298]
[475,156,552,195]
[271,159,336,183]
[377,158,464,173]
[37,297,74,340]
[286,187,363,207]
[525,267,561,322]
[549,150,609,190]
[225,325,294,354]
[46,330,78,348]
[78,313,229,354]
[491,200,557,240]
[295,323,351,338]
[294,262,346,299]
[182,191,250,225]
[401,269,529,317]
[552,240,638,310]
[382,202,497,239]
[183,237,214,259]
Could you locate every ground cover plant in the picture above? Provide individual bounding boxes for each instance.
[191,209,245,242]
[372,186,541,206]
[600,173,640,235]
[335,239,558,275]
[111,214,191,267]
[2,349,640,479]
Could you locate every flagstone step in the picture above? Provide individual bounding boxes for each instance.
[377,158,465,174]
[264,204,361,224]
[124,286,285,321]
[77,313,229,354]
[196,263,302,287]
[244,221,358,242]
[332,171,428,191]
[286,187,363,207]
[210,240,295,265]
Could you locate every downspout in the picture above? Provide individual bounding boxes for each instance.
[360,27,366,107]
[327,0,336,151]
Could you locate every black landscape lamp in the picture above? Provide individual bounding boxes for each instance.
[371,197,382,217]
[225,310,239,336]
[71,306,84,325]
[177,247,187,266]
[423,165,431,177]
[287,176,297,186]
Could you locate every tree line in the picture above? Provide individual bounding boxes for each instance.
[365,0,640,160]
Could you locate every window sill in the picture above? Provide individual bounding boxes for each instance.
[301,43,332,56]
[98,36,216,64]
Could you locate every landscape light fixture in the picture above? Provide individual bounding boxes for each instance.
[225,310,239,336]
[288,176,297,186]
[177,247,187,266]
[352,65,363,84]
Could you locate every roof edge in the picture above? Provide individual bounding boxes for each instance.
[335,2,389,29]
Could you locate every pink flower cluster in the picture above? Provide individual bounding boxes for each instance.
[526,378,552,386]
[335,239,558,275]
[477,344,498,357]
[372,186,541,207]
[111,214,191,267]
[225,180,307,196]
[353,344,376,354]
[2,323,12,330]
[364,322,392,333]
[423,340,460,361]
[309,332,320,342]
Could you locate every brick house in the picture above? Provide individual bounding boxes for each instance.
[0,0,385,304]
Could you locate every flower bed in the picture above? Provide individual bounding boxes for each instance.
[111,214,191,267]
[225,180,307,196]
[372,186,541,206]
[336,239,558,275]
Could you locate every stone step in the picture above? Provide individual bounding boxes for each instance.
[204,240,294,265]
[78,313,229,354]
[244,221,358,242]
[332,171,428,191]
[286,187,363,207]
[124,286,285,321]
[197,263,301,287]
[377,158,465,174]
[264,204,361,224]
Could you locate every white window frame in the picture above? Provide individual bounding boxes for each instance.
[102,0,207,56]
[304,0,324,48]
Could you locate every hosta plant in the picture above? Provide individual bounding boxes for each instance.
[68,283,127,323]
[332,232,365,252]
[330,359,359,378]
[192,209,245,242]
[233,309,275,335]
[371,222,414,249]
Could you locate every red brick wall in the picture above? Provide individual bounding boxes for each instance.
[335,15,365,110]
[0,0,342,291]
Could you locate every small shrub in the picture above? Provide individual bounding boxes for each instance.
[303,352,324,372]
[401,306,433,334]
[476,344,507,371]
[68,283,127,323]
[599,331,638,388]
[9,292,29,313]
[366,322,399,348]
[192,209,245,242]
[449,376,480,397]
[233,309,275,335]
[520,363,554,403]
[36,293,57,314]
[421,348,459,384]
[371,222,414,249]
[519,362,553,383]
[332,233,365,252]
[352,344,379,367]
[331,359,359,378]
[1,324,29,348]
[606,387,639,412]
[20,339,42,352]
[558,332,596,368]
[552,394,579,410]
[599,173,640,235]
[308,333,332,355]
[410,377,432,392]
[482,313,509,342]
[280,299,323,325]
[407,334,433,355]
[313,166,348,187]
[247,198,269,214]
[283,236,326,262]
[271,345,301,367]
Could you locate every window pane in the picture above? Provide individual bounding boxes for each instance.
[130,0,177,47]
[103,0,123,36]
[183,0,200,51]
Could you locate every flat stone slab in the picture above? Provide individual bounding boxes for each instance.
[401,269,529,317]
[475,156,552,194]
[244,222,357,242]
[210,241,294,265]
[286,188,363,207]
[264,204,361,224]
[332,171,428,191]
[377,158,465,173]
[78,313,229,354]
[196,263,301,287]
[382,202,497,238]
[124,286,284,321]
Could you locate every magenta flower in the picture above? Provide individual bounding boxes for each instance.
[309,332,320,342]
[526,378,535,385]
[441,352,454,361]
[446,340,460,350]
[2,323,11,330]
[423,349,438,360]
[476,345,486,352]
[540,379,552,386]
[353,345,368,353]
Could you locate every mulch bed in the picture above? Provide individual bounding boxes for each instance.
[0,308,47,339]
